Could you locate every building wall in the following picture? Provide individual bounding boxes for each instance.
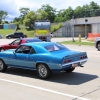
[75,25,91,37]
[98,23,100,33]
[75,16,100,25]
[91,23,100,33]
[0,24,3,29]
[53,16,100,37]
[53,24,91,37]
[3,24,8,29]
[0,24,16,29]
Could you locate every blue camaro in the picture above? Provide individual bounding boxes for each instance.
[0,42,88,79]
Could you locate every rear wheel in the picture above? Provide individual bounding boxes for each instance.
[65,68,75,73]
[97,42,100,51]
[0,59,7,72]
[24,36,27,38]
[8,37,11,39]
[37,63,52,79]
[0,48,5,52]
[20,37,23,38]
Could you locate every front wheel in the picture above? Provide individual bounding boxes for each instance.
[37,63,52,79]
[97,42,100,51]
[65,68,75,73]
[0,59,7,72]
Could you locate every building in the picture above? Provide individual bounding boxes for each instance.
[0,24,16,29]
[53,16,100,38]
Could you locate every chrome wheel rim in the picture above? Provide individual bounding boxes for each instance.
[0,61,3,70]
[98,43,100,50]
[38,64,47,78]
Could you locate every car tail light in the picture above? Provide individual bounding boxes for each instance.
[80,56,87,59]
[63,59,71,63]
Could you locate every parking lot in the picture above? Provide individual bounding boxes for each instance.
[0,38,100,100]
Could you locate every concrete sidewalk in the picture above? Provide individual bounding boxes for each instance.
[51,37,94,43]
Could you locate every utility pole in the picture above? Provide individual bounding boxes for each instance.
[85,19,88,39]
[72,16,75,42]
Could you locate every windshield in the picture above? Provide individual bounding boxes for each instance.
[26,38,42,42]
[35,22,50,30]
[45,43,68,52]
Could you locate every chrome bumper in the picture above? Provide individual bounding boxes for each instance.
[62,59,88,67]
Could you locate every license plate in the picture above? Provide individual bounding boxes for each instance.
[72,63,78,68]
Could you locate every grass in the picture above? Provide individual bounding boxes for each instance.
[60,40,94,46]
[0,29,34,38]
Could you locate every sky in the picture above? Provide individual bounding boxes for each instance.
[0,0,100,21]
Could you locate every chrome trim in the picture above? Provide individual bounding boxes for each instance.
[62,59,88,67]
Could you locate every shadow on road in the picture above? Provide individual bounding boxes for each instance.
[49,72,98,85]
[4,68,98,85]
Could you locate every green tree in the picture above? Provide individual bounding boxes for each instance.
[89,1,100,16]
[19,7,30,24]
[63,7,73,20]
[40,4,56,22]
[54,9,66,22]
[54,7,73,22]
[36,9,48,20]
[0,10,8,24]
[82,5,90,17]
[90,1,100,10]
[74,1,100,18]
[13,17,21,24]
[74,6,84,18]
[23,11,36,29]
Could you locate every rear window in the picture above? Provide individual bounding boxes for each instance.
[45,43,68,52]
[26,38,42,42]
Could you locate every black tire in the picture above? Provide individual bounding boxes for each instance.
[24,36,27,38]
[65,68,75,73]
[97,42,100,51]
[8,37,11,39]
[0,48,5,52]
[0,59,7,72]
[36,63,52,79]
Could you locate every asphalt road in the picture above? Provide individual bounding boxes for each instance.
[0,37,79,45]
[0,38,99,100]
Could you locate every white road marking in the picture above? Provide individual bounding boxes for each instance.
[0,78,90,100]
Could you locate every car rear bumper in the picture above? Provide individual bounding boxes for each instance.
[62,59,88,67]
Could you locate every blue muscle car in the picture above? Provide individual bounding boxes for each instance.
[0,42,88,79]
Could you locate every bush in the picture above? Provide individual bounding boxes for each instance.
[51,23,63,32]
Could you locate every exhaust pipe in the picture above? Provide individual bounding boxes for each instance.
[80,65,84,67]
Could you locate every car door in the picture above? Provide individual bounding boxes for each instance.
[9,39,21,49]
[12,33,19,38]
[13,33,18,38]
[10,45,36,69]
[11,33,15,38]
